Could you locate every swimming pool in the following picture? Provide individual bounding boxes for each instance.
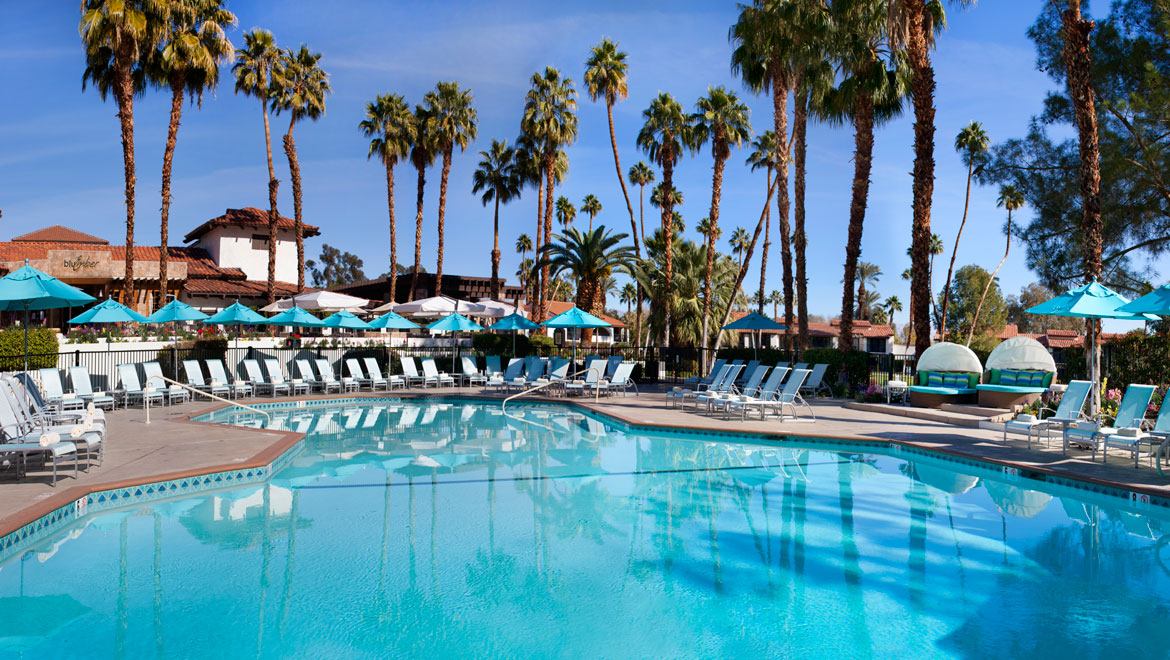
[2,399,1169,658]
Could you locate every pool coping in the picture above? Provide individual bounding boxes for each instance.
[1,391,1166,560]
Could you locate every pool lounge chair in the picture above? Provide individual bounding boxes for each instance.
[13,374,105,430]
[143,362,190,405]
[399,357,431,388]
[117,364,164,408]
[605,355,623,379]
[564,361,606,397]
[1100,399,1170,468]
[799,363,832,398]
[773,368,814,421]
[1063,384,1156,461]
[347,358,383,391]
[205,359,253,399]
[735,360,761,385]
[69,366,115,410]
[317,358,360,393]
[720,367,788,420]
[420,358,455,388]
[679,364,743,410]
[295,359,335,393]
[37,369,85,413]
[183,360,230,399]
[793,363,809,371]
[0,379,96,476]
[460,357,487,387]
[1001,379,1091,448]
[667,364,732,408]
[600,363,636,397]
[363,357,405,391]
[684,358,726,388]
[485,355,503,378]
[699,365,769,412]
[246,359,290,397]
[484,358,522,393]
[267,359,308,396]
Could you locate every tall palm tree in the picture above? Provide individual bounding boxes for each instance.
[627,161,655,244]
[232,29,283,303]
[580,194,602,231]
[554,196,576,228]
[855,261,882,320]
[584,39,638,254]
[697,217,722,252]
[819,0,907,351]
[522,67,578,321]
[620,282,637,316]
[938,121,989,335]
[408,105,437,301]
[541,226,636,343]
[884,295,903,326]
[360,93,415,303]
[425,81,477,293]
[80,0,156,306]
[516,233,533,304]
[888,0,976,359]
[471,139,521,300]
[729,227,751,269]
[272,45,330,293]
[649,183,684,210]
[968,185,1024,345]
[769,289,783,320]
[745,131,778,321]
[692,86,752,350]
[637,92,690,348]
[148,0,234,305]
[929,232,944,320]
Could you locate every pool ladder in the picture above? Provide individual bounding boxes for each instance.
[501,366,603,430]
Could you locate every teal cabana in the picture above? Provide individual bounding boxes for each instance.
[909,342,983,408]
[976,336,1056,409]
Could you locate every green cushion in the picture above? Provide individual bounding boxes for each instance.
[989,368,1001,385]
[918,371,930,386]
[928,372,944,387]
[1042,371,1054,388]
[1029,371,1046,387]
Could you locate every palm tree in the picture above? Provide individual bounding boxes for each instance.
[516,233,533,304]
[649,183,684,210]
[232,29,283,303]
[637,93,690,348]
[360,93,415,303]
[729,227,751,269]
[584,39,638,253]
[408,104,437,301]
[148,0,234,305]
[541,226,636,343]
[938,121,989,335]
[627,161,655,244]
[471,139,521,300]
[580,194,602,231]
[884,295,902,325]
[745,131,778,321]
[272,45,330,293]
[620,282,637,316]
[522,67,578,321]
[769,289,783,319]
[929,232,944,320]
[819,0,907,351]
[80,0,156,306]
[425,81,477,294]
[968,185,1024,345]
[696,217,722,252]
[855,261,882,320]
[554,196,577,228]
[693,86,752,350]
[888,0,976,359]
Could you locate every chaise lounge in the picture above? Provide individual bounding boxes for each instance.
[975,336,1056,409]
[908,342,982,408]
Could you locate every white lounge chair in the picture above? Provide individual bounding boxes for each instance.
[421,357,455,388]
[117,363,164,408]
[363,357,404,391]
[266,359,307,396]
[69,366,115,410]
[142,362,190,405]
[245,359,289,397]
[316,358,359,393]
[205,359,253,399]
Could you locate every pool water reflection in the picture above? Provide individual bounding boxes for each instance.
[2,401,1169,659]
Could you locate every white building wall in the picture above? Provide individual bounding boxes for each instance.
[195,226,301,283]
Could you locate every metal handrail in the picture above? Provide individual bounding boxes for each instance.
[145,375,270,425]
[501,366,603,430]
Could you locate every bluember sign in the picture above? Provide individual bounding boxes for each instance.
[0,250,188,280]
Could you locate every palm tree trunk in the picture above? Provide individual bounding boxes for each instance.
[758,167,771,317]
[114,54,136,306]
[385,161,398,303]
[608,102,639,256]
[541,155,555,321]
[410,165,426,302]
[968,213,1011,346]
[534,176,544,314]
[907,0,937,360]
[793,87,810,352]
[159,72,185,307]
[939,161,974,336]
[711,173,781,353]
[283,118,305,293]
[1061,0,1103,409]
[840,97,875,353]
[490,193,501,300]
[638,183,646,245]
[771,66,794,354]
[700,152,727,351]
[662,157,675,348]
[261,100,279,305]
[436,149,452,296]
[857,281,866,320]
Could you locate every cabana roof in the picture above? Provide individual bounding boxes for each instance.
[985,336,1057,373]
[916,341,983,374]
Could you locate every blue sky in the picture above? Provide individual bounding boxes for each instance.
[1,0,1143,329]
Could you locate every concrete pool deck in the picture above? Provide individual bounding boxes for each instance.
[3,386,1169,538]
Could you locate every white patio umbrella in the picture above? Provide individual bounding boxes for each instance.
[388,295,483,318]
[473,299,521,318]
[259,290,369,313]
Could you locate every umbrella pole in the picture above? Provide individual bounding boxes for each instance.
[1090,319,1099,416]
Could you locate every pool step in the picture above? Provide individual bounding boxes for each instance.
[843,401,1011,428]
[940,404,1015,423]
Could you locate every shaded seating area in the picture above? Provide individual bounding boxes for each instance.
[976,336,1056,409]
[908,342,982,408]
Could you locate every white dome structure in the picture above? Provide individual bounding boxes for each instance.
[916,342,983,374]
[984,336,1056,373]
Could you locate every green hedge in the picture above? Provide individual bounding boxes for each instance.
[0,326,59,370]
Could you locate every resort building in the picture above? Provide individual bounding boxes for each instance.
[733,314,897,353]
[333,272,524,307]
[0,207,316,323]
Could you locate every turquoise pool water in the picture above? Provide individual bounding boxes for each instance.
[2,400,1170,658]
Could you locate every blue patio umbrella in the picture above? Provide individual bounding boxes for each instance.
[203,301,269,358]
[368,310,420,330]
[267,305,325,328]
[146,299,210,378]
[69,299,149,354]
[428,313,484,372]
[541,306,611,365]
[1026,280,1153,413]
[322,310,373,330]
[1118,283,1170,316]
[488,312,540,355]
[722,312,787,360]
[0,261,96,374]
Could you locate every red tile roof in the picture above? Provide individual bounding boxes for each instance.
[0,240,246,281]
[12,225,108,244]
[183,207,320,243]
[727,313,894,338]
[183,279,299,298]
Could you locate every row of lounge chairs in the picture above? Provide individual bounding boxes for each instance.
[480,356,637,397]
[682,359,832,399]
[668,363,815,421]
[0,374,105,485]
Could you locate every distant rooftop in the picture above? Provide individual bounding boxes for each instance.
[12,225,108,244]
[183,207,320,243]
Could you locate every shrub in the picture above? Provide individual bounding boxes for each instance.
[713,346,870,393]
[471,332,502,354]
[528,333,554,353]
[0,326,59,370]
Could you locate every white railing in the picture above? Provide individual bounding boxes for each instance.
[501,366,603,430]
[145,375,270,425]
